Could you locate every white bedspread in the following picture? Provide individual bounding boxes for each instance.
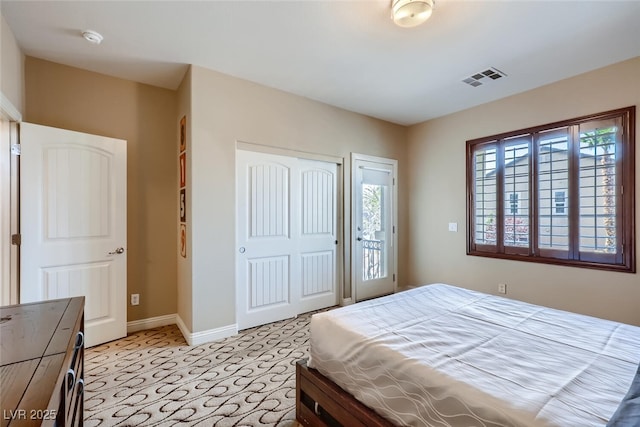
[308,284,640,427]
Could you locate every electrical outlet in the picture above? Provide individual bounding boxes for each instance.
[131,293,140,306]
[498,283,507,294]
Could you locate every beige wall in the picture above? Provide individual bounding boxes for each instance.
[24,57,178,322]
[406,57,640,326]
[188,65,408,333]
[1,13,24,115]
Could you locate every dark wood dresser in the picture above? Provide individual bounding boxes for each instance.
[1,297,85,427]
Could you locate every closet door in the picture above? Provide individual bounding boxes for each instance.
[236,150,338,330]
[297,158,338,314]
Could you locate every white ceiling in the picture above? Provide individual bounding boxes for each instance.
[2,1,639,125]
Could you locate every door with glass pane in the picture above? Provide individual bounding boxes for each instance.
[353,155,397,302]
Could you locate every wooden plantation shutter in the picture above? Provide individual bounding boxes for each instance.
[466,106,635,272]
[469,142,498,253]
[503,136,531,255]
[577,117,622,265]
[537,127,571,259]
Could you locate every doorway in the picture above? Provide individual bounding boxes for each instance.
[0,118,19,306]
[352,154,397,302]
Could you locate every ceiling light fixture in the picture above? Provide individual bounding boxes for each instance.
[392,0,435,28]
[82,30,103,45]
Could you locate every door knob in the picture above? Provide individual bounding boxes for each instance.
[356,237,362,241]
[108,247,125,255]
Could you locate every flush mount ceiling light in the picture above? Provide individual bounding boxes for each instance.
[82,30,103,45]
[392,0,435,28]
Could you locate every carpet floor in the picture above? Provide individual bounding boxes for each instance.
[84,313,314,427]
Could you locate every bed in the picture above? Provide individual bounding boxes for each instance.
[296,284,640,426]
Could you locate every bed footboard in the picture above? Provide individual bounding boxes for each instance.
[296,359,395,427]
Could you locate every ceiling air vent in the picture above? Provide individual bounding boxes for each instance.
[462,67,507,87]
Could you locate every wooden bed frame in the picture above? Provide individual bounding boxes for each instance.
[296,359,395,427]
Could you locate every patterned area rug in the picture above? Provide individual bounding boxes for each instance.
[85,313,314,426]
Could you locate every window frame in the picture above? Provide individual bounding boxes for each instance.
[466,106,635,273]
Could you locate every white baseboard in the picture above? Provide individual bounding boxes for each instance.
[175,314,238,346]
[127,313,177,333]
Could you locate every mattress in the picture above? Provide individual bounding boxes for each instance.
[308,284,640,427]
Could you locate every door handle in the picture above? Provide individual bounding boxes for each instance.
[108,247,125,255]
[356,237,362,241]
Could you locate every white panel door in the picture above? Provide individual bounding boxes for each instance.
[236,150,338,330]
[297,159,338,314]
[353,156,397,302]
[20,123,127,347]
[237,150,297,330]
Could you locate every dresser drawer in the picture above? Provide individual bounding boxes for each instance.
[0,297,85,427]
[64,331,84,423]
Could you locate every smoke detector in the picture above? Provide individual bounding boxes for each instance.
[82,30,103,45]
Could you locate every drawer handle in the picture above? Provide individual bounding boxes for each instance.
[75,331,84,348]
[77,379,85,396]
[67,369,76,391]
[314,402,321,416]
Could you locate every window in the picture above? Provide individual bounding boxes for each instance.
[554,191,566,214]
[508,192,520,214]
[466,107,635,272]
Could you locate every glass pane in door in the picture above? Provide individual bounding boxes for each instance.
[361,182,387,281]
